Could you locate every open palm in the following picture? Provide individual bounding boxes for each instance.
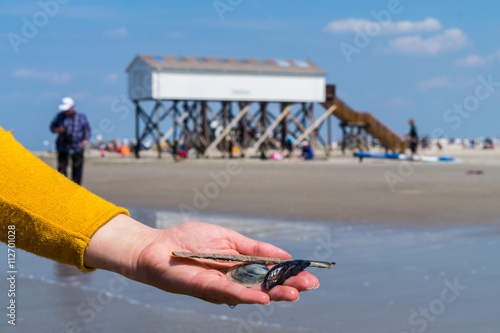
[135,221,320,305]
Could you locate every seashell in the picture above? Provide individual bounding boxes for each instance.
[171,252,335,289]
[227,264,269,287]
[171,251,335,268]
[264,260,311,290]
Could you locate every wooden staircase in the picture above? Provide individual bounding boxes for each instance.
[321,85,406,153]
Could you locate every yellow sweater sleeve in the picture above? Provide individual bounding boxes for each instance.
[0,127,129,272]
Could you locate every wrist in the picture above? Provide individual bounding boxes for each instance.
[84,214,158,279]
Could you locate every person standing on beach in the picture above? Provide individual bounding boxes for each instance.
[284,134,296,158]
[50,97,91,185]
[172,139,179,161]
[408,119,418,160]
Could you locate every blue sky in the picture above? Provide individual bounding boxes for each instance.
[1,0,499,151]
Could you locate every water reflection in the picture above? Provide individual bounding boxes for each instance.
[54,263,91,284]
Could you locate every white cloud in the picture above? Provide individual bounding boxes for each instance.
[455,55,490,67]
[166,31,185,40]
[416,76,451,90]
[12,69,72,84]
[416,76,477,90]
[455,50,500,67]
[386,28,468,55]
[324,17,441,34]
[103,27,128,38]
[103,73,119,83]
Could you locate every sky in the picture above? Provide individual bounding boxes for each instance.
[1,0,499,151]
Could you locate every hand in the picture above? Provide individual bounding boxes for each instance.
[81,139,88,149]
[85,215,319,305]
[53,126,65,134]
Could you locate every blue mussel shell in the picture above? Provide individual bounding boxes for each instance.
[264,260,311,290]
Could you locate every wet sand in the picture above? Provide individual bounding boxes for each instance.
[40,147,500,226]
[3,210,499,333]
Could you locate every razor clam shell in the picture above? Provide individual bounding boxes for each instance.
[172,252,289,265]
[171,252,335,268]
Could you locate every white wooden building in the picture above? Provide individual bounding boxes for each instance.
[126,54,326,102]
[126,54,405,159]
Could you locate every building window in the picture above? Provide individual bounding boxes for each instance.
[152,55,165,61]
[294,60,309,68]
[275,59,290,67]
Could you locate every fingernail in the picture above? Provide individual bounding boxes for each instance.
[312,283,320,289]
[292,295,300,302]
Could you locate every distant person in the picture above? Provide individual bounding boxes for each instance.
[179,141,189,159]
[172,139,179,161]
[436,138,443,151]
[119,145,131,157]
[484,138,494,149]
[301,140,314,160]
[50,97,91,185]
[284,134,296,158]
[408,119,418,160]
[421,136,430,150]
[470,138,476,149]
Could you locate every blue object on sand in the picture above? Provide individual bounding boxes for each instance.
[354,151,459,163]
[353,152,400,159]
[439,155,457,162]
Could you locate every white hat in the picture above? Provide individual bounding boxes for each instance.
[58,97,75,111]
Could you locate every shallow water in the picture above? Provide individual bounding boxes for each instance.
[1,209,499,332]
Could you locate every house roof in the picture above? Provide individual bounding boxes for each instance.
[126,54,326,76]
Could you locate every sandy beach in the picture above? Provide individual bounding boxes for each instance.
[40,146,500,226]
[3,146,495,333]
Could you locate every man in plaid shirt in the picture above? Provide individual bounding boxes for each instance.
[50,97,91,185]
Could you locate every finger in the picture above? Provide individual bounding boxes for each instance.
[281,271,319,291]
[193,272,271,305]
[233,236,291,259]
[263,285,300,302]
[178,264,312,304]
[181,270,270,304]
